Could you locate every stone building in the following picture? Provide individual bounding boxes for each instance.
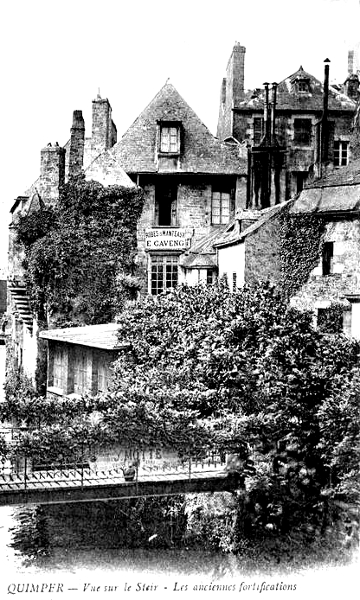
[217,43,359,205]
[6,83,247,380]
[215,152,360,339]
[86,82,248,293]
[6,98,132,380]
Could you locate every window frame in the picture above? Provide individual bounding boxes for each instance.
[322,241,334,276]
[211,187,234,225]
[150,254,179,295]
[293,118,312,147]
[154,182,178,227]
[158,122,181,155]
[333,140,349,167]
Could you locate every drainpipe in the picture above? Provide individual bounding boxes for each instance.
[263,83,270,144]
[321,59,330,169]
[271,83,278,144]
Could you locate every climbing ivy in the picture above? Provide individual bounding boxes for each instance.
[14,176,144,327]
[279,205,326,299]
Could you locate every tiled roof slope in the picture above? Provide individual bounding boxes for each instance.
[39,323,128,350]
[289,185,360,213]
[306,158,360,188]
[214,204,286,247]
[236,66,356,112]
[89,83,247,175]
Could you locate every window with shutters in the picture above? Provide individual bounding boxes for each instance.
[211,188,234,225]
[97,361,109,393]
[150,255,179,295]
[73,348,89,394]
[53,345,64,389]
[334,141,349,166]
[160,125,180,154]
[155,182,177,226]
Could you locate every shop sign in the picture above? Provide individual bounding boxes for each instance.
[145,228,193,250]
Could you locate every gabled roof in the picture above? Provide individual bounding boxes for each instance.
[236,66,356,112]
[89,83,246,175]
[39,323,128,351]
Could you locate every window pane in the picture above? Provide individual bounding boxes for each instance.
[160,127,169,152]
[221,193,230,224]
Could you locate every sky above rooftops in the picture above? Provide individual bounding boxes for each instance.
[0,0,359,270]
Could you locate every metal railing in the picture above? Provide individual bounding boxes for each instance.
[0,447,231,495]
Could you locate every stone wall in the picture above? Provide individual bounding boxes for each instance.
[244,213,283,285]
[291,219,360,312]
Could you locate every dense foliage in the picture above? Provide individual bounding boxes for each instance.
[14,176,144,326]
[2,282,359,552]
[279,207,326,299]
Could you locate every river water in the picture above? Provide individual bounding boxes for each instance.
[0,346,359,598]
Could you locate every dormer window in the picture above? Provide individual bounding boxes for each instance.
[160,124,180,154]
[297,80,309,93]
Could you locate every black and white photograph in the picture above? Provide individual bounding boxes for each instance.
[0,0,359,597]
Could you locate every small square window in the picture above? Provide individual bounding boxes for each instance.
[298,81,309,93]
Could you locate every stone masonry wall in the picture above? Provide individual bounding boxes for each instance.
[291,219,360,312]
[244,212,283,285]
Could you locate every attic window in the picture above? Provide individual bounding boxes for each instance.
[298,80,309,93]
[160,125,180,154]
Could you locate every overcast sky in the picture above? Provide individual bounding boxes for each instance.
[0,0,359,271]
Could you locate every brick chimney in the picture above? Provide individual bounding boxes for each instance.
[39,145,65,206]
[69,110,85,177]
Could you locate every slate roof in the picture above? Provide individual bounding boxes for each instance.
[289,185,360,213]
[39,323,128,350]
[89,83,247,176]
[180,226,227,268]
[236,66,356,113]
[305,158,360,188]
[214,204,286,248]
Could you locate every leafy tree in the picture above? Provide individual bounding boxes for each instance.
[14,176,144,326]
[2,281,359,559]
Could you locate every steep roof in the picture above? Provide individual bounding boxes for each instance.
[39,323,128,351]
[89,83,247,175]
[236,66,356,112]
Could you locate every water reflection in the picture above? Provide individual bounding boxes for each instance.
[1,500,239,577]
